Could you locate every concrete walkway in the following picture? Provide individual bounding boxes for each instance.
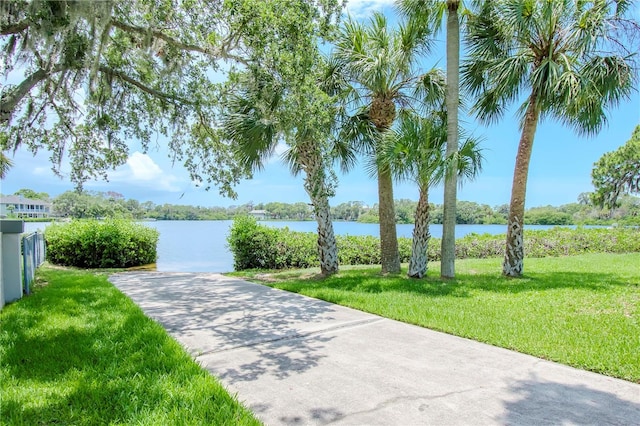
[109,272,640,425]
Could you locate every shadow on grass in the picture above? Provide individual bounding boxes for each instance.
[271,269,633,300]
[0,270,258,425]
[460,271,633,294]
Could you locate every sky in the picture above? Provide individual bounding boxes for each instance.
[1,0,639,209]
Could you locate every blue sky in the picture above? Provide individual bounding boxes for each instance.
[2,0,639,208]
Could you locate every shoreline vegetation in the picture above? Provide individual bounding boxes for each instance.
[227,217,640,271]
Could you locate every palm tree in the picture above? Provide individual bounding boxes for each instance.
[380,109,483,278]
[441,0,462,279]
[329,12,439,274]
[397,0,465,278]
[462,0,637,277]
[223,72,341,275]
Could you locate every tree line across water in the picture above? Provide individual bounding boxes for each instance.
[5,188,639,226]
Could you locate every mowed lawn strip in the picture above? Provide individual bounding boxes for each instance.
[0,266,261,426]
[232,253,640,383]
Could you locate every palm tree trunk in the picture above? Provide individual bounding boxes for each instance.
[299,140,339,275]
[378,165,400,274]
[503,93,540,277]
[408,184,430,278]
[313,195,339,275]
[441,0,460,279]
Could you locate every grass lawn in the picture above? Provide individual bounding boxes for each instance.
[232,253,640,383]
[0,266,260,426]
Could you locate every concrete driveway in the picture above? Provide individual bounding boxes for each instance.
[109,272,640,425]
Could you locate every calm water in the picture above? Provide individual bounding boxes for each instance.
[24,220,576,273]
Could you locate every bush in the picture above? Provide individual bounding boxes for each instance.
[228,217,640,271]
[428,227,640,261]
[45,219,159,268]
[227,216,318,270]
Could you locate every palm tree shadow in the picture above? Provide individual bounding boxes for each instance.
[278,271,473,298]
[500,374,640,425]
[278,270,633,301]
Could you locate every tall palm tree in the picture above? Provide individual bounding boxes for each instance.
[329,12,439,274]
[224,71,341,275]
[462,0,637,277]
[380,108,483,278]
[441,0,461,278]
[397,0,465,278]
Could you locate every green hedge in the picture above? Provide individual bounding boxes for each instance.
[227,215,318,270]
[228,216,640,270]
[45,219,159,268]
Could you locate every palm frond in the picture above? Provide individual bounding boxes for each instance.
[319,55,349,97]
[456,135,484,184]
[413,67,446,110]
[552,54,635,136]
[377,109,449,186]
[463,0,638,133]
[338,109,378,157]
[282,143,301,176]
[0,151,14,179]
[330,135,359,174]
[396,0,445,33]
[221,73,283,172]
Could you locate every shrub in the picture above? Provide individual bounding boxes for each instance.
[434,227,640,261]
[45,219,159,268]
[227,217,640,271]
[228,216,318,270]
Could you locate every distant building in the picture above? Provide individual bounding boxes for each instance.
[248,209,269,220]
[0,196,52,218]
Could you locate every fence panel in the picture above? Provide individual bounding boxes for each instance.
[22,232,46,295]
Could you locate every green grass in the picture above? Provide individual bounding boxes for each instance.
[231,253,640,383]
[0,266,260,426]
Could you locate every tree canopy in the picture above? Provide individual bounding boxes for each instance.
[1,0,341,194]
[13,188,49,200]
[592,125,640,209]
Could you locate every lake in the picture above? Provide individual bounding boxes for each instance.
[24,220,574,273]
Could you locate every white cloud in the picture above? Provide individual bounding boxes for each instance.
[127,151,164,180]
[105,151,183,192]
[344,0,396,17]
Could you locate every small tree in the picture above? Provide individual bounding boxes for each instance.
[222,65,342,275]
[380,109,482,278]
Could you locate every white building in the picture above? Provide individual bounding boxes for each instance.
[0,196,52,218]
[248,209,269,220]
